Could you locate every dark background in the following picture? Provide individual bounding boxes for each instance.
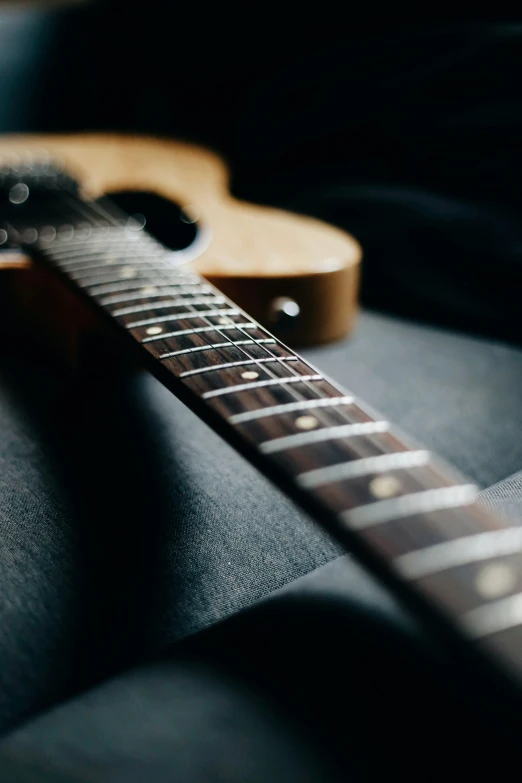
[3,4,521,343]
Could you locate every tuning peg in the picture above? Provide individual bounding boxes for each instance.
[8,183,30,204]
[0,148,79,194]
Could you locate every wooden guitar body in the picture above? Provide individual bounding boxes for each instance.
[0,134,361,348]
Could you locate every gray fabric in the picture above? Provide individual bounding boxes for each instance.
[1,308,522,734]
[479,471,522,524]
[0,661,347,783]
[0,356,340,734]
[0,552,517,782]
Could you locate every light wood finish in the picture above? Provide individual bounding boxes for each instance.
[0,134,361,346]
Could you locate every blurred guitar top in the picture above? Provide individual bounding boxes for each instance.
[0,134,361,347]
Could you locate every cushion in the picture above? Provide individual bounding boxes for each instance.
[1,309,521,734]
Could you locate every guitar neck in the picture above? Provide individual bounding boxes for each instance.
[5,171,522,708]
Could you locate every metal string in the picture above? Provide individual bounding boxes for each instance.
[30,184,354,429]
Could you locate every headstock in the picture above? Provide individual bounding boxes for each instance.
[0,152,111,367]
[0,152,80,256]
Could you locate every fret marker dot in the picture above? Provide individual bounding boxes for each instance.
[146,326,163,336]
[369,475,402,499]
[58,224,74,241]
[22,227,38,244]
[475,563,517,599]
[39,226,56,243]
[295,415,319,431]
[217,317,233,325]
[76,223,92,240]
[141,286,159,296]
[241,371,259,380]
[119,266,137,279]
[9,182,29,204]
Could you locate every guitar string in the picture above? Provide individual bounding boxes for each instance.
[26,186,325,410]
[50,192,337,399]
[33,186,354,431]
[46,190,358,432]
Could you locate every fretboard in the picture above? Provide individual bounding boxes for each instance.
[7,181,522,709]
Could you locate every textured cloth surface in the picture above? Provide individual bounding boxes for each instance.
[1,555,521,782]
[0,355,340,734]
[480,471,522,523]
[1,309,522,737]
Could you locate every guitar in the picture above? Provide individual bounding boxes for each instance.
[0,135,361,349]
[1,141,521,731]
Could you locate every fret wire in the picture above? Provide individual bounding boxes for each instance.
[43,194,341,419]
[181,296,341,417]
[111,296,224,317]
[45,246,162,264]
[46,237,155,252]
[86,277,202,296]
[55,225,147,237]
[259,421,391,454]
[126,309,240,329]
[86,274,203,293]
[202,375,323,399]
[52,225,159,240]
[159,339,277,359]
[394,527,522,580]
[40,190,357,428]
[53,253,161,271]
[142,323,258,343]
[162,294,348,423]
[64,205,339,415]
[52,230,112,243]
[461,593,522,639]
[59,247,161,261]
[99,285,212,306]
[228,396,355,424]
[65,225,337,420]
[49,232,158,246]
[162,295,341,420]
[46,245,159,262]
[179,357,298,378]
[341,485,478,531]
[297,450,431,489]
[48,198,341,423]
[72,265,187,283]
[50,228,154,244]
[44,197,319,414]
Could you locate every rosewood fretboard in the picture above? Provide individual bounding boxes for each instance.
[3,164,522,708]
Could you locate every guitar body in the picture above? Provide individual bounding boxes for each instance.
[0,134,361,348]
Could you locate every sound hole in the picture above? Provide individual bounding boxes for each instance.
[104,190,200,252]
